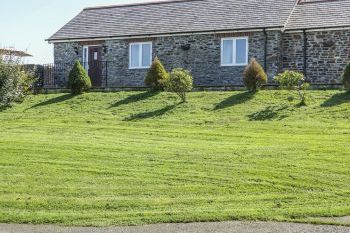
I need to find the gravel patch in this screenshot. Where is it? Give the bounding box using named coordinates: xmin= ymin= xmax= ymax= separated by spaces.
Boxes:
xmin=1 ymin=221 xmax=350 ymax=233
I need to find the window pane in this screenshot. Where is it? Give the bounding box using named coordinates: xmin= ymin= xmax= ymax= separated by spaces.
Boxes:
xmin=130 ymin=44 xmax=140 ymax=67
xmin=236 ymin=39 xmax=247 ymax=64
xmin=222 ymin=40 xmax=233 ymax=65
xmin=83 ymin=48 xmax=88 ymax=70
xmin=142 ymin=44 xmax=151 ymax=67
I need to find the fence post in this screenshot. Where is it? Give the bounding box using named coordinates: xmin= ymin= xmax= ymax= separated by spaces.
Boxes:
xmin=40 ymin=65 xmax=44 ymax=88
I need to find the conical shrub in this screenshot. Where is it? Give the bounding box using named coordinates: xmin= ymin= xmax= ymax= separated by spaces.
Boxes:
xmin=68 ymin=61 xmax=92 ymax=94
xmin=243 ymin=58 xmax=267 ymax=92
xmin=144 ymin=57 xmax=169 ymax=91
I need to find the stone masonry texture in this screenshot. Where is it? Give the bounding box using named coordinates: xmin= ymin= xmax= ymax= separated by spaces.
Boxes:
xmin=53 ymin=29 xmax=350 ymax=87
xmin=283 ymin=30 xmax=350 ymax=84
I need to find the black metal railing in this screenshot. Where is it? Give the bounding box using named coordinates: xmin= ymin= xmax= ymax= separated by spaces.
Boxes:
xmin=32 ymin=61 xmax=110 ymax=88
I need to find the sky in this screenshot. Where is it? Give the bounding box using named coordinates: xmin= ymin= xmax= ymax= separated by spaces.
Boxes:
xmin=0 ymin=0 xmax=160 ymax=64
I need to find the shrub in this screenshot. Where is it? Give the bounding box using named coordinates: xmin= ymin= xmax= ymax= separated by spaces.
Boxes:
xmin=0 ymin=54 xmax=35 ymax=108
xmin=145 ymin=57 xmax=169 ymax=91
xmin=164 ymin=68 xmax=193 ymax=103
xmin=274 ymin=70 xmax=304 ymax=90
xmin=342 ymin=61 xmax=350 ymax=92
xmin=274 ymin=70 xmax=309 ymax=106
xmin=243 ymin=58 xmax=267 ymax=92
xmin=68 ymin=61 xmax=92 ymax=94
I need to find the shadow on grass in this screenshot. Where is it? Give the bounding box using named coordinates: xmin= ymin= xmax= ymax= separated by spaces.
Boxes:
xmin=109 ymin=91 xmax=159 ymax=108
xmin=124 ymin=104 xmax=177 ymax=121
xmin=248 ymin=105 xmax=289 ymax=121
xmin=29 ymin=94 xmax=75 ymax=108
xmin=0 ymin=105 xmax=9 ymax=112
xmin=214 ymin=91 xmax=255 ymax=110
xmin=321 ymin=92 xmax=350 ymax=107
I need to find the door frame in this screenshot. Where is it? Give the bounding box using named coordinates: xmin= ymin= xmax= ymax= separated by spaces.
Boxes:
xmin=82 ymin=45 xmax=104 ymax=87
xmin=82 ymin=44 xmax=103 ymax=72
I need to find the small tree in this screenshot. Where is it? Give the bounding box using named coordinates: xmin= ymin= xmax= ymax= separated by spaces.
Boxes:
xmin=164 ymin=68 xmax=193 ymax=103
xmin=274 ymin=70 xmax=309 ymax=106
xmin=68 ymin=61 xmax=92 ymax=95
xmin=243 ymin=58 xmax=267 ymax=92
xmin=145 ymin=57 xmax=169 ymax=91
xmin=342 ymin=61 xmax=350 ymax=92
xmin=0 ymin=53 xmax=35 ymax=108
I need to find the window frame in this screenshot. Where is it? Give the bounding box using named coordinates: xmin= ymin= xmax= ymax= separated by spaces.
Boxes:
xmin=83 ymin=45 xmax=89 ymax=71
xmin=129 ymin=42 xmax=153 ymax=69
xmin=221 ymin=37 xmax=249 ymax=67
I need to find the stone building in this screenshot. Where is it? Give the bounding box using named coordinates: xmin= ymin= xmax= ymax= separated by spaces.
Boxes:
xmin=47 ymin=0 xmax=350 ymax=88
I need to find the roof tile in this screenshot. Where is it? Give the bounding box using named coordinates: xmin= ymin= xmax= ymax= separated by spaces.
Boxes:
xmin=285 ymin=0 xmax=350 ymax=30
xmin=49 ymin=0 xmax=296 ymax=41
xmin=49 ymin=0 xmax=350 ymax=41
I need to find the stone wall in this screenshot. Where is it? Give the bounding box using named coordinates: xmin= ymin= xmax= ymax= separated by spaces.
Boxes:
xmin=53 ymin=42 xmax=82 ymax=87
xmin=266 ymin=31 xmax=284 ymax=80
xmin=54 ymin=31 xmax=283 ymax=87
xmin=103 ymin=32 xmax=268 ymax=87
xmin=53 ymin=29 xmax=350 ymax=87
xmin=282 ymin=32 xmax=305 ymax=74
xmin=282 ymin=30 xmax=350 ymax=84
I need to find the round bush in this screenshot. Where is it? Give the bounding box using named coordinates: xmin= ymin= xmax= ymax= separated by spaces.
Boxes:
xmin=274 ymin=70 xmax=305 ymax=89
xmin=243 ymin=58 xmax=267 ymax=92
xmin=145 ymin=57 xmax=169 ymax=91
xmin=164 ymin=68 xmax=193 ymax=103
xmin=274 ymin=70 xmax=309 ymax=106
xmin=68 ymin=61 xmax=92 ymax=95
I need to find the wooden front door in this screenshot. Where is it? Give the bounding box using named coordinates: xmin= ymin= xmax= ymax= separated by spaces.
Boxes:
xmin=88 ymin=46 xmax=103 ymax=87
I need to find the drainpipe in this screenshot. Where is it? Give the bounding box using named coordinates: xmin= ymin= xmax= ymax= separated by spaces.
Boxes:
xmin=263 ymin=28 xmax=268 ymax=73
xmin=303 ymin=29 xmax=307 ymax=78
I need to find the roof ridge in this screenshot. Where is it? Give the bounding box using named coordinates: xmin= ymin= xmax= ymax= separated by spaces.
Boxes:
xmin=84 ymin=0 xmax=204 ymax=10
xmin=282 ymin=0 xmax=300 ymax=32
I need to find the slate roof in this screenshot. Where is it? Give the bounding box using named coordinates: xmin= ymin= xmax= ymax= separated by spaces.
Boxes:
xmin=285 ymin=0 xmax=350 ymax=30
xmin=48 ymin=0 xmax=296 ymax=41
xmin=48 ymin=0 xmax=350 ymax=42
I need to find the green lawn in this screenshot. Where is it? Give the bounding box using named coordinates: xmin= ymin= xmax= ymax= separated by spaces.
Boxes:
xmin=0 ymin=90 xmax=350 ymax=226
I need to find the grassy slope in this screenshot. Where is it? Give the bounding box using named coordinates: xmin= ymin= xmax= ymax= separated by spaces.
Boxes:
xmin=0 ymin=90 xmax=350 ymax=226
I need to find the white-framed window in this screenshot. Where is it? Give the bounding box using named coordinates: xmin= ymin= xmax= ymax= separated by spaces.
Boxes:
xmin=129 ymin=42 xmax=152 ymax=69
xmin=221 ymin=37 xmax=248 ymax=66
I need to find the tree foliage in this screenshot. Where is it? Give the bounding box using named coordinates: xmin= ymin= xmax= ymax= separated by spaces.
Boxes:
xmin=274 ymin=70 xmax=305 ymax=89
xmin=164 ymin=68 xmax=193 ymax=103
xmin=274 ymin=70 xmax=309 ymax=106
xmin=0 ymin=53 xmax=36 ymax=108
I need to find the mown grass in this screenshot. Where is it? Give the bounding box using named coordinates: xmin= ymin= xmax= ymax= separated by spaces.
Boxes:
xmin=0 ymin=90 xmax=350 ymax=226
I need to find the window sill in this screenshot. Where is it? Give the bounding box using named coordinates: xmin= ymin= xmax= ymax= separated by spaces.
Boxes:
xmin=129 ymin=67 xmax=150 ymax=70
xmin=221 ymin=64 xmax=248 ymax=67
